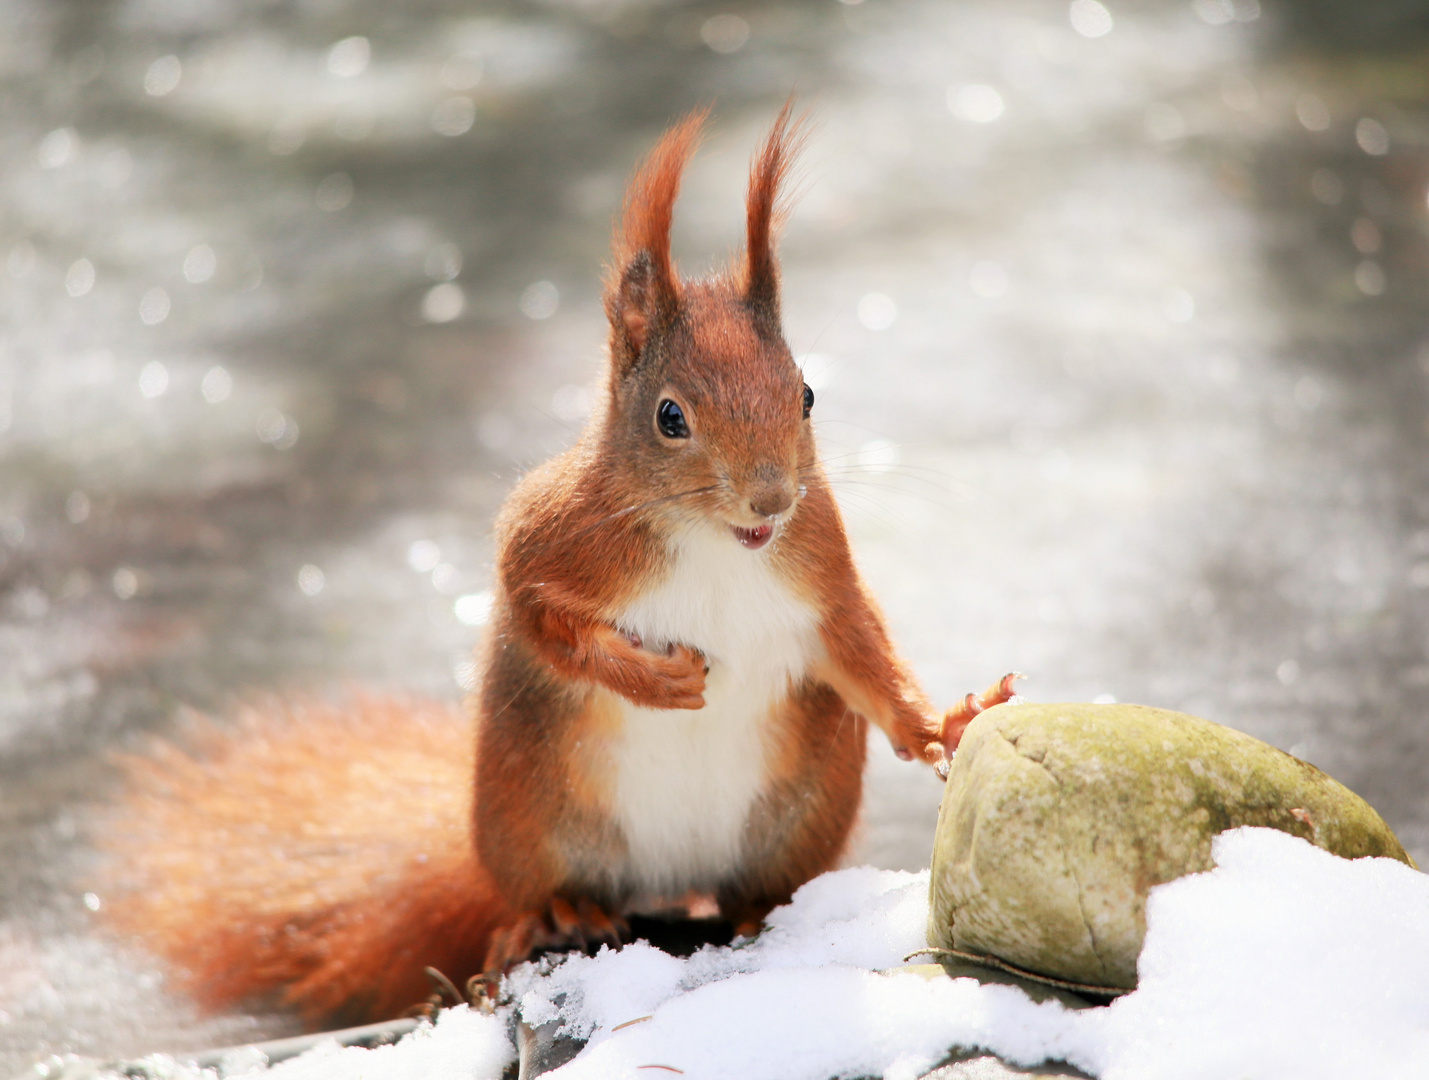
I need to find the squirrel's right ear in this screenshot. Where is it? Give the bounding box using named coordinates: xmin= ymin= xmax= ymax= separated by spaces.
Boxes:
xmin=743 ymin=100 xmax=807 ymax=337
xmin=605 ymin=108 xmax=708 ymax=371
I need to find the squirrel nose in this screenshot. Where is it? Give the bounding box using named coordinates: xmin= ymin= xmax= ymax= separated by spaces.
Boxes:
xmin=748 ymin=480 xmax=796 ymax=518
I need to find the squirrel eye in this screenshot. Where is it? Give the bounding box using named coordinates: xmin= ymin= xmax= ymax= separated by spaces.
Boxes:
xmin=656 ymin=398 xmax=690 ymax=439
xmin=802 ymin=383 xmax=814 ymax=420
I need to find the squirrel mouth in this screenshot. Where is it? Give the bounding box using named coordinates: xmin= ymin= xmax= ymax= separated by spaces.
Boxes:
xmin=732 ymin=524 xmax=774 ymax=550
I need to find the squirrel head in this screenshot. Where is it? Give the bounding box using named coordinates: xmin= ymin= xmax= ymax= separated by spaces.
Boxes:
xmin=600 ymin=104 xmax=814 ymax=551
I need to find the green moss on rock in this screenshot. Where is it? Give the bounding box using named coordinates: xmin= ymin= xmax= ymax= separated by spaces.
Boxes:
xmin=928 ymin=702 xmax=1413 ymax=991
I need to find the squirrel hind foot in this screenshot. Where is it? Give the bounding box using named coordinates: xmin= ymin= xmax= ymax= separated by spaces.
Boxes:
xmin=482 ymin=898 xmax=631 ymax=985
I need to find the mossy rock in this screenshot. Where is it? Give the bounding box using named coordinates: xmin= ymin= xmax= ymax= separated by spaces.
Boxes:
xmin=927 ymin=702 xmax=1414 ymax=992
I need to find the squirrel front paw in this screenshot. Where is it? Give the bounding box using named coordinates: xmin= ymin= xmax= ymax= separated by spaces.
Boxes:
xmin=632 ymin=642 xmax=708 ymax=710
xmin=600 ymin=628 xmax=708 ymax=709
xmin=926 ymin=672 xmax=1023 ymax=772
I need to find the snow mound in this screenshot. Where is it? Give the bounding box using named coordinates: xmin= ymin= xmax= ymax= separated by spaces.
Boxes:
xmin=1084 ymin=826 xmax=1429 ymax=1079
xmin=198 ymin=828 xmax=1429 ymax=1080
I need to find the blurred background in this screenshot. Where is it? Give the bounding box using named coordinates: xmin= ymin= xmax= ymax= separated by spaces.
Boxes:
xmin=4 ymin=0 xmax=1429 ymax=1067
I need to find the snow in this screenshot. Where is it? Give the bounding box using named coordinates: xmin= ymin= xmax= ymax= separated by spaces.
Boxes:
xmin=214 ymin=1007 xmax=514 ymax=1080
xmin=180 ymin=829 xmax=1429 ymax=1080
xmin=1083 ymin=828 xmax=1429 ymax=1079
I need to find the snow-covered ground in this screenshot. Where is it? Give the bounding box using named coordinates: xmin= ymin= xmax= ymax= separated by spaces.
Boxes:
xmin=115 ymin=828 xmax=1427 ymax=1080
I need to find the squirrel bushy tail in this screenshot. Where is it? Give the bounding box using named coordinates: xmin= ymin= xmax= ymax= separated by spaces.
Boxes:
xmin=98 ymin=695 xmax=509 ymax=1027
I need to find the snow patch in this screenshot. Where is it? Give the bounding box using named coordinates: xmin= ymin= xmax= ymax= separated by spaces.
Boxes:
xmin=260 ymin=1007 xmax=511 ymax=1080
xmin=175 ymin=831 xmax=1429 ymax=1080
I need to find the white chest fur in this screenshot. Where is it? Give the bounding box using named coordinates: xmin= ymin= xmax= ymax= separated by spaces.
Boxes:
xmin=606 ymin=522 xmax=822 ymax=896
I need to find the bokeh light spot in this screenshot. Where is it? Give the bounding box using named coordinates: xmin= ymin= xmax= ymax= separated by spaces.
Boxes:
xmin=408 ymin=541 xmax=441 ymax=573
xmin=144 ymin=55 xmax=181 ymax=96
xmin=425 ymin=243 xmax=463 ymax=282
xmin=65 ymin=258 xmax=95 ymax=297
xmin=201 ymin=366 xmax=232 ymax=404
xmin=269 ymin=118 xmax=306 ymax=156
xmin=455 ymin=591 xmax=495 ymax=627
xmin=440 ymin=52 xmax=484 ymax=91
xmin=112 ymin=567 xmax=138 ymax=600
xmin=431 ymin=96 xmax=476 ymax=137
xmin=454 ymin=659 xmax=479 ymax=691
xmin=1351 ymin=218 xmax=1381 ymax=255
xmin=1193 ymin=0 xmax=1234 ymax=25
xmin=139 ymin=287 xmax=170 ymax=325
xmin=701 ymin=15 xmax=750 ymax=54
xmin=66 ymin=492 xmax=91 ymax=524
xmin=138 ymin=361 xmax=169 ymax=398
xmin=520 ymin=280 xmax=560 ymax=321
xmin=38 ymin=128 xmax=76 ymax=169
xmin=327 ymin=36 xmax=370 ymax=79
xmin=950 ymin=84 xmax=1005 ymax=124
xmin=431 ymin=563 xmax=459 ymax=594
xmin=183 ymin=244 xmax=216 ymax=284
xmin=297 ymin=564 xmax=325 ymax=596
xmin=1295 ymin=94 xmax=1330 ymax=132
xmin=1356 ymin=118 xmax=1390 ymax=156
xmin=256 ymin=409 xmax=299 ymax=449
xmin=1069 ymin=0 xmax=1113 ymax=38
xmin=422 ymin=282 xmax=465 ymax=323
xmin=1355 ymin=260 xmax=1386 ymax=297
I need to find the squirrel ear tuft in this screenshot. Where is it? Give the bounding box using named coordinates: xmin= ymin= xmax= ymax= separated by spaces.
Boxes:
xmin=606 ymin=108 xmax=709 ymax=365
xmin=743 ymin=99 xmax=808 ymax=335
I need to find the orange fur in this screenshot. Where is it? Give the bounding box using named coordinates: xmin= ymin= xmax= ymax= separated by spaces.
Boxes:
xmin=743 ymin=99 xmax=809 ymax=327
xmin=100 ymin=106 xmax=1003 ymax=1029
xmin=606 ymin=107 xmax=708 ymax=356
xmin=100 ymin=697 xmax=510 ymax=1026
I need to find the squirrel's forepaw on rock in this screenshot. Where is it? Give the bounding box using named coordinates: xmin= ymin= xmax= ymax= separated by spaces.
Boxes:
xmin=937 ymin=672 xmax=1024 ymax=769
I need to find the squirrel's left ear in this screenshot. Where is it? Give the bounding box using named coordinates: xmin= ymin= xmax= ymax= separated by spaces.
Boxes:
xmin=606 ymin=108 xmax=708 ymax=374
xmin=743 ymin=100 xmax=807 ymax=337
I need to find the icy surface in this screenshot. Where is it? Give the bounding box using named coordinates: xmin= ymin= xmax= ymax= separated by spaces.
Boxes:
xmin=184 ymin=830 xmax=1429 ymax=1080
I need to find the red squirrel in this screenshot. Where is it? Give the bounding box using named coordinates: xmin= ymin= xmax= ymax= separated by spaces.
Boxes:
xmin=99 ymin=105 xmax=1017 ymax=1028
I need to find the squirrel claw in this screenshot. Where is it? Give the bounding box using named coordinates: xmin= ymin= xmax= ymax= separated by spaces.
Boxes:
xmin=938 ymin=672 xmax=1023 ymax=761
xmin=549 ymin=896 xmax=627 ymax=952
